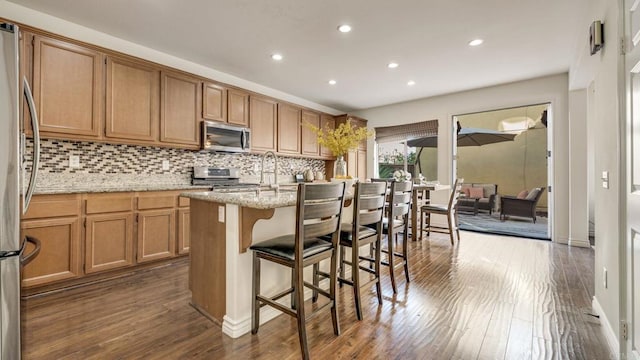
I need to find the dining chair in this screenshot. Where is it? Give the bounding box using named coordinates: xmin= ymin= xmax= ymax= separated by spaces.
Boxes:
xmin=420 ymin=178 xmax=463 ymax=245
xmin=371 ymin=179 xmax=413 ymax=293
xmin=315 ymin=181 xmax=386 ymax=320
xmin=249 ymin=182 xmax=346 ymax=360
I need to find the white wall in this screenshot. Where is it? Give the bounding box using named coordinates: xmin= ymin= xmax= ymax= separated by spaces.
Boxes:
xmin=0 ymin=0 xmax=343 ymax=116
xmin=569 ymin=0 xmax=622 ymax=351
xmin=568 ymin=89 xmax=590 ymax=247
xmin=354 ymin=74 xmax=570 ymax=243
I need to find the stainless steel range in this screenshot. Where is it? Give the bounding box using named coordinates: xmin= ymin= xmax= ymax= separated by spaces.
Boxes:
xmin=192 ymin=166 xmax=258 ymax=190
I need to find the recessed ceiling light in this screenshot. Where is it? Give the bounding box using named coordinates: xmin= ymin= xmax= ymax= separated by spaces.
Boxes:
xmin=468 ymin=39 xmax=484 ymax=46
xmin=388 ymin=62 xmax=399 ymax=69
xmin=407 ymin=80 xmax=416 ymax=86
xmin=337 ymin=24 xmax=352 ymax=33
xmin=271 ymin=53 xmax=283 ymax=61
xmin=328 ymin=80 xmax=337 ymax=85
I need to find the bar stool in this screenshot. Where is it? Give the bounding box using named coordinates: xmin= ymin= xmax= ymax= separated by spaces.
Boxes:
xmin=372 ymin=180 xmax=413 ymax=293
xmin=420 ymin=178 xmax=463 ymax=245
xmin=315 ymin=181 xmax=387 ymax=320
xmin=250 ymin=182 xmax=347 ymax=360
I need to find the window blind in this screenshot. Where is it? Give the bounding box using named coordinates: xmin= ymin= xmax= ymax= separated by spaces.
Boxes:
xmin=374 ymin=119 xmax=438 ymax=143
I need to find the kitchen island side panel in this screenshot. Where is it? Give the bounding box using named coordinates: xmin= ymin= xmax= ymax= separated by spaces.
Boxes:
xmin=189 ymin=199 xmax=226 ymax=323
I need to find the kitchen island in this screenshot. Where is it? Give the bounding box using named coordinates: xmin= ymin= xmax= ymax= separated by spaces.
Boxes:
xmin=182 ymin=187 xmax=353 ymax=338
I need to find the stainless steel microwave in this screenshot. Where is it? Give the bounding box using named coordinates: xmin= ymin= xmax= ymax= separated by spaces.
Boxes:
xmin=202 ymin=121 xmax=251 ymax=152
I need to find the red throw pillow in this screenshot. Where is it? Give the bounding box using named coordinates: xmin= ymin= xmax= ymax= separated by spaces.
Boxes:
xmin=461 ymin=185 xmax=471 ymax=197
xmin=517 ymin=190 xmax=529 ymax=199
xmin=469 ymin=187 xmax=484 ymax=199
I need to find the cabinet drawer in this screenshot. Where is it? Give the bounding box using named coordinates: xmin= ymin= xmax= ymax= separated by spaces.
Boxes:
xmin=22 ymin=194 xmax=80 ymax=220
xmin=137 ymin=195 xmax=176 ymax=210
xmin=178 ymin=196 xmax=190 ymax=208
xmin=85 ymin=195 xmax=133 ymax=214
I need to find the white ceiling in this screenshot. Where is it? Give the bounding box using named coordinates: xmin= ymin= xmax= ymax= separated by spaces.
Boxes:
xmin=8 ymin=0 xmax=584 ymax=112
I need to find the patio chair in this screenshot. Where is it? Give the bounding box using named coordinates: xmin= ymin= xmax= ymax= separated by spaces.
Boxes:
xmin=500 ymin=187 xmax=544 ymax=223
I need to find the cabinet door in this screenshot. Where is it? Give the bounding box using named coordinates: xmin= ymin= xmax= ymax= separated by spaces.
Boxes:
xmin=249 ymin=96 xmax=277 ymax=152
xmin=347 ymin=149 xmax=357 ymax=178
xmin=177 ymin=208 xmax=190 ymax=254
xmin=319 ymin=114 xmax=335 ymax=158
xmin=105 ymin=57 xmax=159 ymax=142
xmin=357 ymin=150 xmax=367 ymax=180
xmin=278 ymin=103 xmax=301 ymax=154
xmin=137 ymin=209 xmax=176 ymax=262
xmin=227 ymin=88 xmax=249 ymax=127
xmin=32 ymin=35 xmax=102 ymax=138
xmin=85 ymin=213 xmax=134 ymax=273
xmin=301 ymin=110 xmax=320 ymax=156
xmin=161 ymin=71 xmax=201 ymax=147
xmin=203 ymin=82 xmax=227 ymax=122
xmin=21 ymin=217 xmax=81 ymax=287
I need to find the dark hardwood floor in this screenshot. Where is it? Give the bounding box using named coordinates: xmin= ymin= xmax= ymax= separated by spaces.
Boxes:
xmin=22 ymin=232 xmax=614 ymax=359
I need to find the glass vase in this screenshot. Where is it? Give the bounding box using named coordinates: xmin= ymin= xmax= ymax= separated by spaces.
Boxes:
xmin=334 ymin=155 xmax=347 ymax=178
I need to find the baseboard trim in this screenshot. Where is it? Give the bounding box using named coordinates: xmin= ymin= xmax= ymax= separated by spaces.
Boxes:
xmin=568 ymin=237 xmax=591 ymax=248
xmin=592 ymin=296 xmax=620 ymax=359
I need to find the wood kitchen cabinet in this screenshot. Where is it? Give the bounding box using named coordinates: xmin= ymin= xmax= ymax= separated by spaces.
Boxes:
xmin=177 ymin=196 xmax=191 ymax=254
xmin=249 ymin=96 xmax=278 ymax=152
xmin=31 ymin=35 xmax=103 ymax=139
xmin=337 ymin=115 xmax=368 ymax=180
xmin=277 ymin=103 xmax=301 ymax=155
xmin=202 ymin=82 xmax=227 ymax=123
xmin=319 ymin=114 xmax=335 ymax=159
xmin=84 ymin=193 xmax=134 ymax=274
xmin=161 ymin=71 xmax=201 ymax=148
xmin=105 ymin=56 xmax=160 ymax=142
xmin=20 ymin=194 xmax=82 ymax=287
xmin=301 ymin=110 xmax=320 ymax=156
xmin=136 ymin=192 xmax=176 ymax=262
xmin=227 ymin=88 xmax=250 ymax=127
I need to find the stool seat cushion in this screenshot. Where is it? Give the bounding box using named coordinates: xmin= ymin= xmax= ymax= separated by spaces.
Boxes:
xmin=250 ymin=235 xmax=332 ymax=260
xmin=339 ymin=226 xmax=378 ymax=246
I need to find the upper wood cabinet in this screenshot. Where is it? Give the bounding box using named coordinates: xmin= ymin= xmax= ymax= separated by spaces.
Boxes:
xmin=105 ymin=57 xmax=160 ymax=142
xmin=227 ymin=88 xmax=250 ymax=127
xmin=32 ymin=35 xmax=103 ymax=138
xmin=277 ymin=103 xmax=301 ymax=155
xmin=301 ymin=110 xmax=320 ymax=156
xmin=160 ymin=71 xmax=201 ymax=148
xmin=202 ymin=82 xmax=227 ymax=123
xmin=319 ymin=114 xmax=335 ymax=159
xmin=249 ymin=96 xmax=277 ymax=152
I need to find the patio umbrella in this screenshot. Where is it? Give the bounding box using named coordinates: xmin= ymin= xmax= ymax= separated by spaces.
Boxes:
xmin=406 ymin=126 xmax=517 ymax=148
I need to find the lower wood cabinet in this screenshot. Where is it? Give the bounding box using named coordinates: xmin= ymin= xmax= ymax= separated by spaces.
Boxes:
xmin=137 ymin=209 xmax=176 ymax=262
xmin=177 ymin=208 xmax=190 ymax=255
xmin=85 ymin=213 xmax=134 ymax=274
xmin=21 ymin=217 xmax=82 ymax=287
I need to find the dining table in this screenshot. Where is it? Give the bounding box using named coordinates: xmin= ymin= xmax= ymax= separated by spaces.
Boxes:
xmin=410 ymin=182 xmax=451 ymax=240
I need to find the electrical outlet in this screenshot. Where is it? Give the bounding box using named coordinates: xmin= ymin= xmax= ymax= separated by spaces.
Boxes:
xmin=603 ymin=267 xmax=607 ymax=289
xmin=602 ymin=181 xmax=609 ymax=189
xmin=162 ymin=160 xmax=170 ymax=171
xmin=218 ymin=206 xmax=225 ymax=223
xmin=69 ymin=155 xmax=80 ymax=169
xmin=601 ymin=171 xmax=608 ymax=180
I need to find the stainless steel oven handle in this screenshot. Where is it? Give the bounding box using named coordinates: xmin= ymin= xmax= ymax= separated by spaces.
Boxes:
xmin=241 ymin=129 xmax=247 ymax=150
xmin=23 ymin=76 xmax=40 ymax=214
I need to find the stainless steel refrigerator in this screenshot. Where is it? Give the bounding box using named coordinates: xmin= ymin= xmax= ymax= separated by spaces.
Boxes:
xmin=1 ymin=22 xmax=41 ymax=359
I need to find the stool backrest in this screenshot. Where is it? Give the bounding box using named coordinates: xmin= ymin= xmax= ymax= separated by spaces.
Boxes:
xmin=389 ymin=181 xmax=413 ymax=221
xmin=353 ymin=182 xmax=387 ymax=231
xmin=448 ymin=178 xmax=464 ymax=211
xmin=295 ymin=182 xmax=347 ymax=259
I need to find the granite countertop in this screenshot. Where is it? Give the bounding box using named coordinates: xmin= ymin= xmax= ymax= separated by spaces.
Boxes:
xmin=33 ymin=173 xmax=209 ymax=195
xmin=182 ymin=185 xmax=354 ymax=210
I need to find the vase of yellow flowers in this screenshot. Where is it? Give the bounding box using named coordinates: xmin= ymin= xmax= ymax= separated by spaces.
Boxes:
xmin=308 ymin=119 xmax=373 ymax=179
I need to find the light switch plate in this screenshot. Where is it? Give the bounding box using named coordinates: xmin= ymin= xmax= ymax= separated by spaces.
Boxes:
xmin=602 ymin=181 xmax=609 ymax=189
xmin=69 ymin=155 xmax=80 ymax=169
xmin=601 ymin=171 xmax=608 ymax=180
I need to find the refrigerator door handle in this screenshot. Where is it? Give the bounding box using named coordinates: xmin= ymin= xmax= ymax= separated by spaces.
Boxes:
xmin=22 ymin=76 xmax=40 ymax=214
xmin=20 ymin=236 xmax=40 ymax=266
xmin=0 ymin=236 xmax=25 ymax=260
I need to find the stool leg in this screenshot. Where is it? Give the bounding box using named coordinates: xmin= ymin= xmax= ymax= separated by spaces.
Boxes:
xmin=387 ymin=231 xmax=397 ymax=294
xmin=291 ymin=269 xmax=296 ymax=310
xmin=455 ymin=210 xmax=461 ymax=242
xmin=312 ymin=263 xmax=319 ymax=303
xmin=374 ymin=232 xmax=383 ymax=304
xmin=251 ymin=253 xmax=261 ymax=334
xmin=339 ymin=245 xmax=345 ymax=288
xmin=352 ymin=244 xmax=363 ymax=321
xmin=294 ymin=266 xmax=310 ymax=360
xmin=402 ymin=222 xmax=410 ymax=283
xmin=329 ymin=249 xmax=341 ymax=335
xmin=447 ymin=212 xmax=455 ymax=245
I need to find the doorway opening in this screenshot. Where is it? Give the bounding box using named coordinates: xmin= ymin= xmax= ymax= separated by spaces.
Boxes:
xmin=452 ymin=104 xmax=551 ymax=240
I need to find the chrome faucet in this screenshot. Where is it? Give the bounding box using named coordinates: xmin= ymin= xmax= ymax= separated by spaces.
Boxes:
xmin=260 ymin=151 xmax=279 ymax=187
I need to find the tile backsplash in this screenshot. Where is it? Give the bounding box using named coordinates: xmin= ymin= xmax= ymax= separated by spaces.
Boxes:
xmin=26 ymin=139 xmax=325 ymax=178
